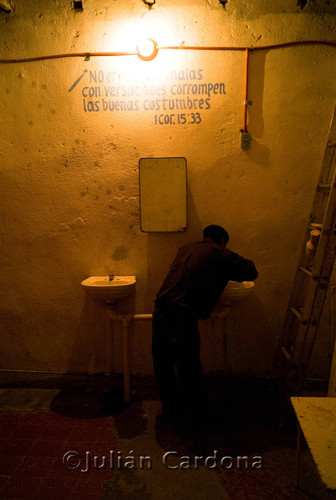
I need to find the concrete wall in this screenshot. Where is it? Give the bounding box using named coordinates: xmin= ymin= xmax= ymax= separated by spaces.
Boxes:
xmin=1 ymin=0 xmax=336 ymax=379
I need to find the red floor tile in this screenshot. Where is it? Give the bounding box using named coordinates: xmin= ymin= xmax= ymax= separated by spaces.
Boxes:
xmin=0 ymin=455 xmax=25 ymax=475
xmin=0 ymin=413 xmax=24 ymax=426
xmin=67 ymin=425 xmax=102 ymax=442
xmin=20 ymin=413 xmax=51 ymax=426
xmin=40 ymin=424 xmax=73 ymax=441
xmin=15 ymin=423 xmax=44 ymax=440
xmin=1 ymin=439 xmax=35 ymax=457
xmin=27 ymin=439 xmax=66 ymax=458
xmin=0 ymin=411 xmax=119 ymax=500
xmin=1 ymin=475 xmax=45 ymax=499
xmin=47 ymin=413 xmax=79 ymax=428
xmin=95 ymin=434 xmax=119 ymax=448
xmin=40 ymin=475 xmax=78 ymax=499
xmin=62 ymin=440 xmax=97 ymax=456
xmin=48 ymin=413 xmax=94 ymax=427
xmin=0 ymin=424 xmax=19 ymax=440
xmin=94 ymin=434 xmax=117 ymax=447
xmin=15 ymin=455 xmax=55 ymax=477
xmin=0 ymin=476 xmax=9 ymax=495
xmin=71 ymin=475 xmax=109 ymax=499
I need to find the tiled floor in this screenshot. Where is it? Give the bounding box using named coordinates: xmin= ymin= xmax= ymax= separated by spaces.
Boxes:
xmin=0 ymin=380 xmax=329 ymax=499
xmin=0 ymin=409 xmax=117 ymax=499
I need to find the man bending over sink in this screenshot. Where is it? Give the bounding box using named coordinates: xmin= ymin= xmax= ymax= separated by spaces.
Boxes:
xmin=152 ymin=224 xmax=258 ymax=420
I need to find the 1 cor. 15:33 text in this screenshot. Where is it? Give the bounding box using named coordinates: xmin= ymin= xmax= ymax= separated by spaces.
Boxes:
xmin=154 ymin=112 xmax=202 ymax=125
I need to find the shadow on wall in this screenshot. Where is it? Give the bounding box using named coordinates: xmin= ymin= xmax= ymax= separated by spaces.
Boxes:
xmin=246 ymin=50 xmax=270 ymax=168
xmin=225 ymin=293 xmax=275 ymax=376
xmin=144 ymin=183 xmax=203 ymax=312
xmin=68 ymin=296 xmax=111 ymax=374
xmin=72 ymin=292 xmax=138 ymax=375
xmin=0 ymin=309 xmax=24 ymax=368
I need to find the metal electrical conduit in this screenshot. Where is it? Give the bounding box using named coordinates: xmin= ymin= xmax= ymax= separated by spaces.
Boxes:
xmin=1 ymin=40 xmax=335 ymax=134
xmin=106 ymin=306 xmax=230 ymax=402
xmin=1 ymin=40 xmax=335 ymax=64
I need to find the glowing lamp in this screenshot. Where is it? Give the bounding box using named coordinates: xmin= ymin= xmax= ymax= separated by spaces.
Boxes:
xmin=136 ymin=38 xmax=158 ymax=61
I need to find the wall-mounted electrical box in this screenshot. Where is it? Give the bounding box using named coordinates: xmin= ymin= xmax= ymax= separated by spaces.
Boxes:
xmin=139 ymin=157 xmax=187 ymax=232
xmin=240 ymin=130 xmax=252 ymax=150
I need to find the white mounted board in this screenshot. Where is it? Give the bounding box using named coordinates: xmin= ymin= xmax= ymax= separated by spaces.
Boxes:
xmin=139 ymin=157 xmax=187 ymax=232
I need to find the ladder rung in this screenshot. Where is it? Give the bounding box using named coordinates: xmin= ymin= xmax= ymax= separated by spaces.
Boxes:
xmin=281 ymin=346 xmax=292 ymax=361
xmin=327 ymin=141 xmax=336 ymax=148
xmin=317 ymin=183 xmax=332 ymax=192
xmin=310 ymin=223 xmax=323 ymax=229
xmin=289 ymin=307 xmax=302 ymax=321
xmin=299 ymin=267 xmax=312 ymax=277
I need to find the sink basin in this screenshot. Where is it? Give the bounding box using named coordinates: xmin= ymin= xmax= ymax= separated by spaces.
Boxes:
xmin=81 ymin=276 xmax=136 ymax=302
xmin=219 ymin=281 xmax=255 ymax=303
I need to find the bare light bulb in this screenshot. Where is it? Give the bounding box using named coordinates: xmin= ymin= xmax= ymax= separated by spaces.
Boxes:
xmin=136 ymin=38 xmax=158 ymax=61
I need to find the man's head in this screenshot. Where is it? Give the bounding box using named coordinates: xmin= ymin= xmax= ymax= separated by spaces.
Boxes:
xmin=203 ymin=225 xmax=229 ymax=246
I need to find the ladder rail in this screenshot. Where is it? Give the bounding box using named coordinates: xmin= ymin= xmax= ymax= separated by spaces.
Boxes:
xmin=274 ymin=103 xmax=336 ymax=393
xmin=291 ymin=179 xmax=336 ymax=368
xmin=291 ymin=246 xmax=336 ymax=394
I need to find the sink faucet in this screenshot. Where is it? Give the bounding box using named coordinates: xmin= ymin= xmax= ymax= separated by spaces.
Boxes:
xmin=109 ymin=273 xmax=114 ymax=281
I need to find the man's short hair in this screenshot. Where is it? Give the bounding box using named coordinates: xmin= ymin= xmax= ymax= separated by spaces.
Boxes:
xmin=203 ymin=225 xmax=229 ymax=245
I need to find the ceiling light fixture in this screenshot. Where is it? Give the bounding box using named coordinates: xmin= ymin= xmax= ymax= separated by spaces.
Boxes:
xmin=136 ymin=38 xmax=158 ymax=61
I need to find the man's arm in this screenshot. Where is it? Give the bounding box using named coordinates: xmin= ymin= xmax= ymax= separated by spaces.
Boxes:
xmin=227 ymin=251 xmax=258 ymax=282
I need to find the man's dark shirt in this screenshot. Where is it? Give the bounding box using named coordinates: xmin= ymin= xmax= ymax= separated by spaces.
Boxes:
xmin=155 ymin=238 xmax=258 ymax=319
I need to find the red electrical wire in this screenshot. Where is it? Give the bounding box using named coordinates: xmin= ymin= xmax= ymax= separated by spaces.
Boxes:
xmin=243 ymin=48 xmax=249 ymax=133
xmin=157 ymin=40 xmax=336 ymax=134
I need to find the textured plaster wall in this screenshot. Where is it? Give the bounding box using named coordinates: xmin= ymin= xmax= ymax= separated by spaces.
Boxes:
xmin=0 ymin=0 xmax=336 ymax=378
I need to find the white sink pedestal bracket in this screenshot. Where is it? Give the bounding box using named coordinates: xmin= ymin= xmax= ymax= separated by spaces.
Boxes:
xmin=106 ymin=305 xmax=230 ymax=403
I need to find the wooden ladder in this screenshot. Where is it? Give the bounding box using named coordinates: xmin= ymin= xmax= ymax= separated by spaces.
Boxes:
xmin=273 ymin=104 xmax=336 ymax=396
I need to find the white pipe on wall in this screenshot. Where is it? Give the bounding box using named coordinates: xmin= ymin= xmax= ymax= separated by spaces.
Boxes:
xmin=106 ymin=308 xmax=154 ymax=402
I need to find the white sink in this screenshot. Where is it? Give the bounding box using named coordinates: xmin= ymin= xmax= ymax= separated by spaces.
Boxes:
xmin=81 ymin=276 xmax=136 ymax=303
xmin=219 ymin=281 xmax=255 ymax=303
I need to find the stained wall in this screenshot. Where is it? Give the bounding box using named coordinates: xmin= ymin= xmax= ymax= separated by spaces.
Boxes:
xmin=1 ymin=0 xmax=336 ymax=378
